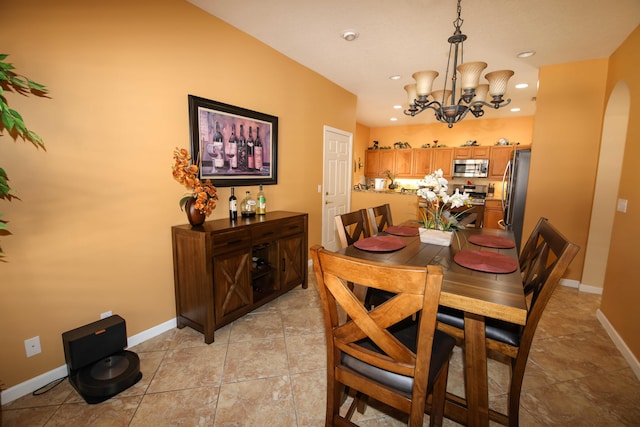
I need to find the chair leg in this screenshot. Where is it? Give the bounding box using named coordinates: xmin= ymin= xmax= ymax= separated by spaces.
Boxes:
xmin=428 ymin=360 xmax=449 ymax=427
xmin=508 ymin=357 xmax=526 ymax=427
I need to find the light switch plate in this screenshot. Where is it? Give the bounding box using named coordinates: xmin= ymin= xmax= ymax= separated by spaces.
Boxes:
xmin=617 ymin=198 xmax=628 ymax=213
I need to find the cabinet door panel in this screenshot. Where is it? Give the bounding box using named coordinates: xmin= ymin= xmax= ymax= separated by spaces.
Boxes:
xmin=483 ymin=200 xmax=503 ymax=229
xmin=454 ymin=147 xmax=473 ymax=159
xmin=412 ymin=149 xmax=433 ymax=177
xmin=279 ymin=235 xmax=305 ymax=290
xmin=213 ymin=250 xmax=252 ymax=324
xmin=364 ymin=150 xmax=379 ymax=177
xmin=394 ymin=150 xmax=413 ymax=177
xmin=489 ymin=146 xmax=515 ymax=179
xmin=378 ymin=150 xmax=395 ymax=176
xmin=433 ymin=148 xmax=454 ymax=178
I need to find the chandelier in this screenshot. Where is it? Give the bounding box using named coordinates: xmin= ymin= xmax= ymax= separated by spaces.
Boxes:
xmin=404 ymin=0 xmax=514 ymax=127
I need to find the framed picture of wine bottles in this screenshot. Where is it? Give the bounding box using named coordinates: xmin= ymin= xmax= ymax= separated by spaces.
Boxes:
xmin=188 ymin=95 xmax=278 ymax=187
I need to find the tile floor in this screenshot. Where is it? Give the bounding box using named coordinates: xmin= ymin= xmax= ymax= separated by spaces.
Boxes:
xmin=3 ymin=268 xmax=640 ymax=426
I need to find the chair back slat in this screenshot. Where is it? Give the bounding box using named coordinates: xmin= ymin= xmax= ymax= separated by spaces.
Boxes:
xmin=367 ymin=204 xmax=393 ymax=234
xmin=335 ymin=209 xmax=370 ymax=248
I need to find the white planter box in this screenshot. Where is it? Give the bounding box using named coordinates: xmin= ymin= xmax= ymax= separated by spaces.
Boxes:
xmin=419 ymin=227 xmax=454 ymax=246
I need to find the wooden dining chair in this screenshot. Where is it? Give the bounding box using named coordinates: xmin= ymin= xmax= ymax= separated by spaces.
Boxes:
xmin=436 ymin=218 xmax=579 ymax=426
xmin=335 ymin=209 xmax=371 ymax=248
xmin=367 ymin=203 xmax=393 ymax=234
xmin=310 ymin=245 xmax=456 ymax=427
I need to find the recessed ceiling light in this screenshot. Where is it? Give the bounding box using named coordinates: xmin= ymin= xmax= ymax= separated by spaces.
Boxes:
xmin=341 ymin=30 xmax=359 ymax=42
xmin=517 ymin=50 xmax=536 ymax=58
xmin=515 ymin=83 xmax=529 ymax=89
xmin=393 ymin=105 xmax=402 ymax=109
xmin=390 ymin=117 xmax=398 ymax=121
xmin=510 ymin=108 xmax=521 ymax=112
xmin=389 ymin=75 xmax=401 ymax=80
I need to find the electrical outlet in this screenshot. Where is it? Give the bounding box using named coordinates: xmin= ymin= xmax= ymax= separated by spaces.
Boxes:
xmin=25 ymin=336 xmax=42 ymax=357
xmin=100 ymin=311 xmax=113 ymax=319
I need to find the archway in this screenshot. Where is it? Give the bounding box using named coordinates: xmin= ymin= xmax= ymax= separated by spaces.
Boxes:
xmin=581 ymin=81 xmax=630 ymax=292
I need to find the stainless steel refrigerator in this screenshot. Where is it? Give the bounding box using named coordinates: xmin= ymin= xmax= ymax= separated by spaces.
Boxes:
xmin=501 ymin=148 xmax=531 ymax=252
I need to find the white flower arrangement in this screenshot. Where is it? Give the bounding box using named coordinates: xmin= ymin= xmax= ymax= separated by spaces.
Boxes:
xmin=417 ymin=169 xmax=472 ymax=231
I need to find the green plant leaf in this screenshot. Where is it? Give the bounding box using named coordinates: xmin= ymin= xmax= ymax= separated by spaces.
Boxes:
xmin=1 ymin=109 xmax=15 ymax=130
xmin=179 ymin=195 xmax=193 ymax=211
xmin=28 ymin=81 xmax=47 ymax=91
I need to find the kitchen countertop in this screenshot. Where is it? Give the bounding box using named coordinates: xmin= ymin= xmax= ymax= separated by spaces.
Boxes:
xmin=352 ymin=187 xmax=418 ymax=195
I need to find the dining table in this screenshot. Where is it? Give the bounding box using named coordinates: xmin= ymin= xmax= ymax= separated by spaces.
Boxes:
xmin=335 ymin=224 xmax=527 ymax=427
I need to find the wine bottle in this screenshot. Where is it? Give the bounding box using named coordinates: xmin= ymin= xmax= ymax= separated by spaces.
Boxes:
xmin=247 ymin=126 xmax=255 ymax=171
xmin=257 ymin=184 xmax=266 ymax=215
xmin=237 ymin=124 xmax=247 ymax=171
xmin=254 ymin=126 xmax=263 ymax=172
xmin=229 ymin=187 xmax=238 ymax=220
xmin=228 ymin=124 xmax=238 ymax=170
xmin=213 ymin=121 xmax=225 ymax=170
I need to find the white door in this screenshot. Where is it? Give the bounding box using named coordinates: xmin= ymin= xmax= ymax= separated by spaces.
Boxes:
xmin=322 ymin=126 xmax=352 ymax=252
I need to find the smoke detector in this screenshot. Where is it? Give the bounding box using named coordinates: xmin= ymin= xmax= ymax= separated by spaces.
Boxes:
xmin=341 ymin=30 xmax=359 ymax=42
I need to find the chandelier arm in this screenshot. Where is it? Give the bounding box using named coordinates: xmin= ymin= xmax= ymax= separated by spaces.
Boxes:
xmin=403 ymin=100 xmax=444 ymax=117
xmin=472 ymin=98 xmax=512 ymax=109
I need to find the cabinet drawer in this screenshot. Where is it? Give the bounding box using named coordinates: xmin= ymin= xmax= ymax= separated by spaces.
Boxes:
xmin=251 ymin=223 xmax=280 ymax=243
xmin=211 ymin=229 xmax=251 ymax=254
xmin=278 ymin=218 xmax=305 ymax=238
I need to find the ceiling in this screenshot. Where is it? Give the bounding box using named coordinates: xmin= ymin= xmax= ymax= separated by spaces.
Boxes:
xmin=187 ymin=0 xmax=640 ymax=128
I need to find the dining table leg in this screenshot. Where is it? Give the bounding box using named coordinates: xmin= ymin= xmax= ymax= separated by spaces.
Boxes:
xmin=463 ymin=311 xmax=490 ymax=427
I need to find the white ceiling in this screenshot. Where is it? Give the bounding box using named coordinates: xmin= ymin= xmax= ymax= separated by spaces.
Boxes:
xmin=187 ymin=0 xmax=640 ymax=128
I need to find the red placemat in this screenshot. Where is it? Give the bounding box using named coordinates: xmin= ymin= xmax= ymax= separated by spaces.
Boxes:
xmin=468 ymin=234 xmax=515 ymax=249
xmin=454 ymin=250 xmax=518 ymax=273
xmin=385 ymin=225 xmax=420 ymax=236
xmin=354 ymin=236 xmax=407 ymax=252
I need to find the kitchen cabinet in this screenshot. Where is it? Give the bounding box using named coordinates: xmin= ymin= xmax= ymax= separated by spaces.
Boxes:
xmin=364 ymin=150 xmax=380 ymax=176
xmin=432 ymin=148 xmax=454 ymax=178
xmin=454 ymin=146 xmax=491 ymax=159
xmin=171 ymin=211 xmax=308 ymax=343
xmin=483 ymin=200 xmax=503 ymax=229
xmin=364 ymin=149 xmax=395 ymax=177
xmin=365 ymin=147 xmax=453 ymax=178
xmin=488 ymin=146 xmax=515 ymax=179
xmin=412 ymin=149 xmax=433 ymax=177
xmin=394 ymin=149 xmax=413 ymax=177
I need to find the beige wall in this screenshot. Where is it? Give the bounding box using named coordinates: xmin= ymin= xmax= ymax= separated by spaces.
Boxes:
xmin=526 ymin=59 xmax=609 ymax=281
xmin=600 ymin=26 xmax=640 ymax=360
xmin=0 ymin=0 xmax=356 ymax=388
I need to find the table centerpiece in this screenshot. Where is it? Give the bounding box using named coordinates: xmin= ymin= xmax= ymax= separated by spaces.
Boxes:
xmin=417 ymin=169 xmax=471 ymax=246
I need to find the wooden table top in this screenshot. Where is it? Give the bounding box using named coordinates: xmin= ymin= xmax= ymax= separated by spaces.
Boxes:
xmin=336 ymin=226 xmax=528 ymax=326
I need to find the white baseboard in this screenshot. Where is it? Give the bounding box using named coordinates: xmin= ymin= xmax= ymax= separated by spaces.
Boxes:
xmin=559 ymin=278 xmax=603 ymax=295
xmin=596 ymin=309 xmax=640 ymax=381
xmin=127 ymin=318 xmax=176 ymax=348
xmin=1 ymin=317 xmax=177 ymax=406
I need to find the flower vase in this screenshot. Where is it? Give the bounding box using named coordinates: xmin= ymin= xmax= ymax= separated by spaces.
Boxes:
xmin=419 ymin=227 xmax=454 ymax=246
xmin=185 ymin=198 xmax=206 ymax=226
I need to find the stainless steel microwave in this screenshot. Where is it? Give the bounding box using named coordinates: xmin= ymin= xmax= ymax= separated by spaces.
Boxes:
xmin=452 ymin=159 xmax=489 ymax=178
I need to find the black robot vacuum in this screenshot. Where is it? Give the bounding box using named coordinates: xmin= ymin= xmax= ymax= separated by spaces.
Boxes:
xmin=62 ymin=315 xmax=142 ymax=404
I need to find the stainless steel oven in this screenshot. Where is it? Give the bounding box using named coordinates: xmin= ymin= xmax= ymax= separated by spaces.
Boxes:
xmin=452 ymin=159 xmax=489 ymax=178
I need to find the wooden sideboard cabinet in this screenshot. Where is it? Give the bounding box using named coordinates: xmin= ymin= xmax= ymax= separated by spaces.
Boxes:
xmin=171 ymin=211 xmax=308 ymax=343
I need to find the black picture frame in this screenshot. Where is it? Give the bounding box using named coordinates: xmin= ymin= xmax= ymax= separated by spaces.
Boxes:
xmin=188 ymin=95 xmax=278 ymax=187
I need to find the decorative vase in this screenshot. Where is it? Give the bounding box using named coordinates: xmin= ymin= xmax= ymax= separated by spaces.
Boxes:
xmin=185 ymin=198 xmax=206 ymax=226
xmin=419 ymin=227 xmax=454 ymax=246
